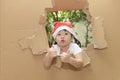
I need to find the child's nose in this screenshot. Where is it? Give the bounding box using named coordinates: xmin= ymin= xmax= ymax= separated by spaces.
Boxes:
xmin=61 ymin=35 xmax=65 ymax=39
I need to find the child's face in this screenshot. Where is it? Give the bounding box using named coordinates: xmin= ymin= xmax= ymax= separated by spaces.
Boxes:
xmin=55 ymin=30 xmax=73 ymax=47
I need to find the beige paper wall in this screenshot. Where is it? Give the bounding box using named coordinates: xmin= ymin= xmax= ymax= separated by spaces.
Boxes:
xmin=0 ymin=0 xmax=120 ymax=80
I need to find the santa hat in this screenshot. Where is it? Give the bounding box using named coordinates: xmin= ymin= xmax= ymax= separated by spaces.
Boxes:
xmin=52 ymin=22 xmax=76 ymax=38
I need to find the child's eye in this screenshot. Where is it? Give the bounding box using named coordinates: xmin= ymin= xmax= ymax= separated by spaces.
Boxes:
xmin=57 ymin=34 xmax=61 ymax=36
xmin=65 ymin=33 xmax=68 ymax=35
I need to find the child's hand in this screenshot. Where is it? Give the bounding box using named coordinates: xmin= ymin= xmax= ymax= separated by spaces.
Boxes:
xmin=47 ymin=46 xmax=57 ymax=58
xmin=59 ymin=50 xmax=72 ymax=63
xmin=44 ymin=46 xmax=57 ymax=69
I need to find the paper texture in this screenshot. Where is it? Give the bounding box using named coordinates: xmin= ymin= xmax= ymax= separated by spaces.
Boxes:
xmin=92 ymin=17 xmax=107 ymax=49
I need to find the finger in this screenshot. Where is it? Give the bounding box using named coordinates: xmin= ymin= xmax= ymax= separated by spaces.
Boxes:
xmin=59 ymin=52 xmax=65 ymax=57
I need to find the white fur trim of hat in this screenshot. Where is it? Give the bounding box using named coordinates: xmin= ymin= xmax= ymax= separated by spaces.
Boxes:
xmin=52 ymin=22 xmax=76 ymax=39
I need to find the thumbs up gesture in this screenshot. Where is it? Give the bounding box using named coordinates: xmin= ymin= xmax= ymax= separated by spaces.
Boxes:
xmin=47 ymin=46 xmax=57 ymax=58
xmin=59 ymin=50 xmax=72 ymax=63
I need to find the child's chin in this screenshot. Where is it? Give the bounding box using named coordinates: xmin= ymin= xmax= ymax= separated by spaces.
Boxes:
xmin=59 ymin=44 xmax=67 ymax=47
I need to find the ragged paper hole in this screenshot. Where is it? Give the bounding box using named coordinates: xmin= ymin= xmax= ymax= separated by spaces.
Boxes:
xmin=18 ymin=0 xmax=107 ymax=69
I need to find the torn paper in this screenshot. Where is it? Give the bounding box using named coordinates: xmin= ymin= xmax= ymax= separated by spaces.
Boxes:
xmin=92 ymin=16 xmax=107 ymax=49
xmin=18 ymin=32 xmax=48 ymax=55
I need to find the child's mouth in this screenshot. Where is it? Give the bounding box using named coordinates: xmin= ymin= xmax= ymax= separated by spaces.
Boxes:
xmin=61 ymin=40 xmax=65 ymax=43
